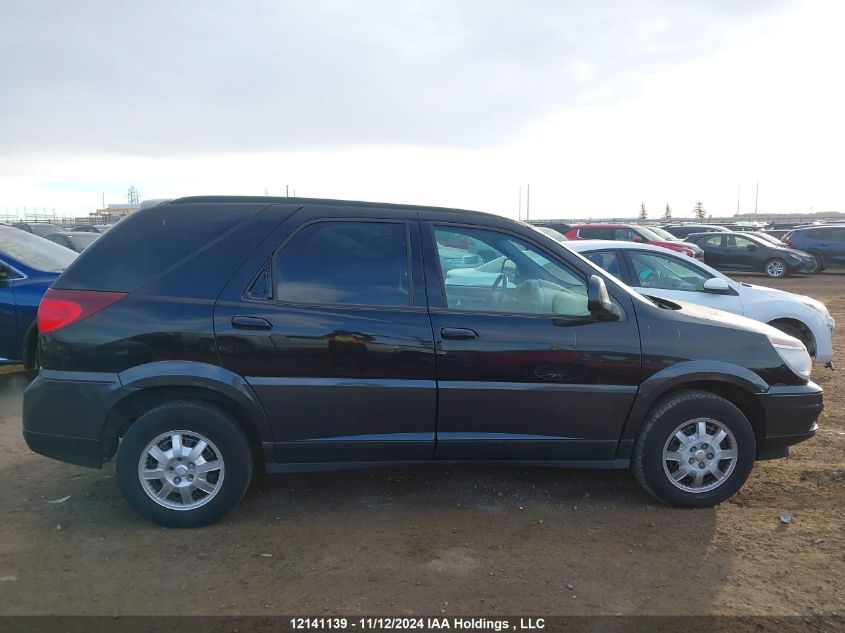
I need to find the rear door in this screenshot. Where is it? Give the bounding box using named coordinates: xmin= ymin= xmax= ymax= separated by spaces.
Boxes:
xmin=214 ymin=205 xmax=437 ymax=463
xmin=824 ymin=227 xmax=845 ymax=265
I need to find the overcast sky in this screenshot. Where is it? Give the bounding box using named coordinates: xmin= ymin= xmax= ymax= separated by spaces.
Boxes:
xmin=1 ymin=0 xmax=843 ymax=219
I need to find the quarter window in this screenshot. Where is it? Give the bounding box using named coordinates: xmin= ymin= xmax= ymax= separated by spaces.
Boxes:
xmin=584 ymin=250 xmax=622 ymax=279
xmin=275 ymin=221 xmax=409 ymax=307
xmin=433 ymin=226 xmax=589 ymax=317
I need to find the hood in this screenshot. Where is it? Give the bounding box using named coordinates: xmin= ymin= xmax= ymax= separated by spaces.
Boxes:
xmin=646 ymin=294 xmax=797 ymax=340
xmin=740 ymin=282 xmax=831 ymax=315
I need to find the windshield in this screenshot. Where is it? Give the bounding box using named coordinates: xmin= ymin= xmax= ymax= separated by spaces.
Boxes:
xmin=636 ymin=226 xmax=668 ymax=241
xmin=0 ymin=227 xmax=78 ymax=271
xmin=68 ymin=233 xmax=99 ymax=249
xmin=533 ymin=226 xmax=568 ymax=241
xmin=646 ymin=226 xmax=679 ymax=241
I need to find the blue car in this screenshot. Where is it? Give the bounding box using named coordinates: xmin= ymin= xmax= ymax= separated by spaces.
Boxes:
xmin=0 ymin=225 xmax=77 ymax=366
xmin=784 ymin=224 xmax=845 ymax=271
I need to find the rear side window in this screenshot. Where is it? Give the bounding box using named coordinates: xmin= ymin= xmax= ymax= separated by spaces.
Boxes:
xmin=825 ymin=227 xmax=845 ymax=241
xmin=584 ymin=250 xmax=622 ymax=278
xmin=703 ymin=236 xmax=723 ymax=247
xmin=275 ymin=221 xmax=409 ymax=307
xmin=579 ymin=227 xmax=614 ymax=239
xmin=54 ymin=203 xmax=264 ymax=291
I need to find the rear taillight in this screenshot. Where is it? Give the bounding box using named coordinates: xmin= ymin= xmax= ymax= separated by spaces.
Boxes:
xmin=37 ymin=289 xmax=127 ymax=334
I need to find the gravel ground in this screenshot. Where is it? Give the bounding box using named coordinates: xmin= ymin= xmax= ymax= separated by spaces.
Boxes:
xmin=0 ymin=273 xmax=842 ymax=618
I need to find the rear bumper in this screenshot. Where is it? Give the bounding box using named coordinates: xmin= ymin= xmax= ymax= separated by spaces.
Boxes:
xmin=22 ymin=370 xmax=122 ymax=469
xmin=756 ymin=382 xmax=823 ymax=458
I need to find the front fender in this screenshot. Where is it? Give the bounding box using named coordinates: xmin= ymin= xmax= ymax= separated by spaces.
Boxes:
xmin=621 ymin=360 xmax=769 ymax=440
xmin=117 ymin=361 xmax=272 ymax=443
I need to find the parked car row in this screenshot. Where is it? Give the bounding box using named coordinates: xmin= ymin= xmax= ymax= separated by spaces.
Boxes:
xmin=20 ymin=196 xmax=824 ymax=528
xmin=531 ymin=220 xmax=837 ymax=278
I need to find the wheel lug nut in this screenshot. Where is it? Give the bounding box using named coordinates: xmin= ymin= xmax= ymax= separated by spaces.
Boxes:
xmin=174 ymin=476 xmax=181 ymax=484
xmin=707 ymin=453 xmax=714 ymax=460
xmin=701 ymin=444 xmax=708 ymax=450
xmin=188 ymin=474 xmax=194 ymax=481
xmin=688 ymin=458 xmax=694 ymax=465
xmin=188 ymin=462 xmax=195 ymax=469
xmin=167 ymin=466 xmax=174 ymax=471
xmin=698 ymin=462 xmax=705 ymax=469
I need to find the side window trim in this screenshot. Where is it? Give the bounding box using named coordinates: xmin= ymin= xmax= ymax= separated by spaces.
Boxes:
xmin=269 ymin=217 xmax=417 ymax=310
xmin=428 ymin=221 xmax=592 ymax=318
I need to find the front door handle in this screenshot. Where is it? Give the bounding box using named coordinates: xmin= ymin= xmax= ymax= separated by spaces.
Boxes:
xmin=231 ymin=316 xmax=273 ymax=330
xmin=440 ymin=327 xmax=478 ymax=340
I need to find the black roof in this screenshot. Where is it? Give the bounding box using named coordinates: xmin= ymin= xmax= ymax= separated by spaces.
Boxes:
xmin=167 ymin=195 xmax=504 ymax=222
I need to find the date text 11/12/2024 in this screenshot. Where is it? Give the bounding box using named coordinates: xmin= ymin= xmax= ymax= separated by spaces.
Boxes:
xmin=289 ymin=618 xmax=546 ymax=631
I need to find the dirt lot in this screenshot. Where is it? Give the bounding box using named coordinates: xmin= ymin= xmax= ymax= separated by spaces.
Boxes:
xmin=0 ymin=273 xmax=843 ymax=618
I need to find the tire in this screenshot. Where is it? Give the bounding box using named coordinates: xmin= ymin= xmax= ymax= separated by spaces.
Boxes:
xmin=764 ymin=258 xmax=788 ymax=278
xmin=632 ymin=390 xmax=756 ymax=508
xmin=809 ymin=252 xmax=826 ymax=273
xmin=116 ymin=400 xmax=253 ymax=528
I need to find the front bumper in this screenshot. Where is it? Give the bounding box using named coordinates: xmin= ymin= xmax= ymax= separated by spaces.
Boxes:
xmin=756 ymin=381 xmax=823 ymax=459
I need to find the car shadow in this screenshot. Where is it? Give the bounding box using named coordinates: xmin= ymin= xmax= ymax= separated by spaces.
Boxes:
xmin=0 ymin=372 xmax=728 ymax=615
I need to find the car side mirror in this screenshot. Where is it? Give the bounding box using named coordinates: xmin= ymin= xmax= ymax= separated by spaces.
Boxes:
xmin=746 ymin=244 xmax=756 ymax=251
xmin=588 ymin=275 xmax=619 ymax=320
xmin=0 ymin=267 xmax=10 ymax=282
xmin=702 ymin=277 xmax=731 ymax=294
xmin=632 ymin=236 xmax=643 ymax=243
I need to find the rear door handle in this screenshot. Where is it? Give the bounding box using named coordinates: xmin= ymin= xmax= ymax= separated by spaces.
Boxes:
xmin=440 ymin=327 xmax=478 ymax=340
xmin=231 ymin=316 xmax=273 ymax=330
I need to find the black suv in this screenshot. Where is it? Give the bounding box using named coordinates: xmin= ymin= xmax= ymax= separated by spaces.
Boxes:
xmin=23 ymin=197 xmax=823 ymax=527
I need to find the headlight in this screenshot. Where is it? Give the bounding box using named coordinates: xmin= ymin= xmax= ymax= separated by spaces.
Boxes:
xmin=802 ymin=300 xmax=830 ymax=317
xmin=768 ymin=332 xmax=812 ymax=380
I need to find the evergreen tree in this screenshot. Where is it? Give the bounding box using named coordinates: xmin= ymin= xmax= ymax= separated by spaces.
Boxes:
xmin=663 ymin=204 xmax=672 ymax=219
xmin=639 ymin=202 xmax=648 ymax=220
xmin=694 ymin=201 xmax=706 ymax=219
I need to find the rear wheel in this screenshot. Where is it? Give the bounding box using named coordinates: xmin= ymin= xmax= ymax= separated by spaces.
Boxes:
xmin=764 ymin=258 xmax=788 ymax=278
xmin=632 ymin=390 xmax=756 ymax=507
xmin=810 ymin=252 xmax=826 ymax=273
xmin=116 ymin=400 xmax=253 ymax=528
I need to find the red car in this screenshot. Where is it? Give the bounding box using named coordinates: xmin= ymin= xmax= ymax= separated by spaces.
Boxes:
xmin=564 ymin=223 xmax=703 ymax=258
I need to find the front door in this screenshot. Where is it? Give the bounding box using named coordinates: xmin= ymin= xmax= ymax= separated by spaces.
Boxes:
xmin=215 ymin=211 xmax=436 ymax=463
xmin=421 ymin=221 xmax=642 ymax=462
xmin=0 ymin=262 xmax=17 ymax=360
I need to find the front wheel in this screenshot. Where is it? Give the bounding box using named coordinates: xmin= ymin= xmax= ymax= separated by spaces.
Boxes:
xmin=764 ymin=258 xmax=788 ymax=278
xmin=116 ymin=400 xmax=253 ymax=528
xmin=632 ymin=390 xmax=756 ymax=507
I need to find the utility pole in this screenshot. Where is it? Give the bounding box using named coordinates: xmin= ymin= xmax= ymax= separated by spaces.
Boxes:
xmin=101 ymin=192 xmax=105 ymax=209
xmin=286 ymin=185 xmax=289 ymax=197
xmin=736 ymin=184 xmax=741 ymax=215
xmin=526 ymin=184 xmax=530 ymax=221
xmin=754 ymin=181 xmax=759 ymax=215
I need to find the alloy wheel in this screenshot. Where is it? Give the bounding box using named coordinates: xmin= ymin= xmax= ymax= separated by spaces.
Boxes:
xmin=766 ymin=260 xmax=786 ymax=277
xmin=137 ymin=430 xmax=225 ymax=511
xmin=662 ymin=418 xmax=738 ymax=493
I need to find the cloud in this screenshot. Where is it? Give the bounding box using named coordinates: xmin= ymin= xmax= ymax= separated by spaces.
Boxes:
xmin=0 ymin=0 xmax=793 ymax=155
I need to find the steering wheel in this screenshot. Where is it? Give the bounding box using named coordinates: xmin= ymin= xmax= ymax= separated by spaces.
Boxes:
xmin=491 ymin=273 xmax=508 ymax=304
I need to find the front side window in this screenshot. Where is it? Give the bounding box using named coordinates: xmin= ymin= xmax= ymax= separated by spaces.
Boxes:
xmin=275 ymin=221 xmax=409 ymax=307
xmin=629 ymin=250 xmax=712 ymax=291
xmin=434 ymin=226 xmax=589 ymax=317
xmin=703 ymin=236 xmax=723 ymax=247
